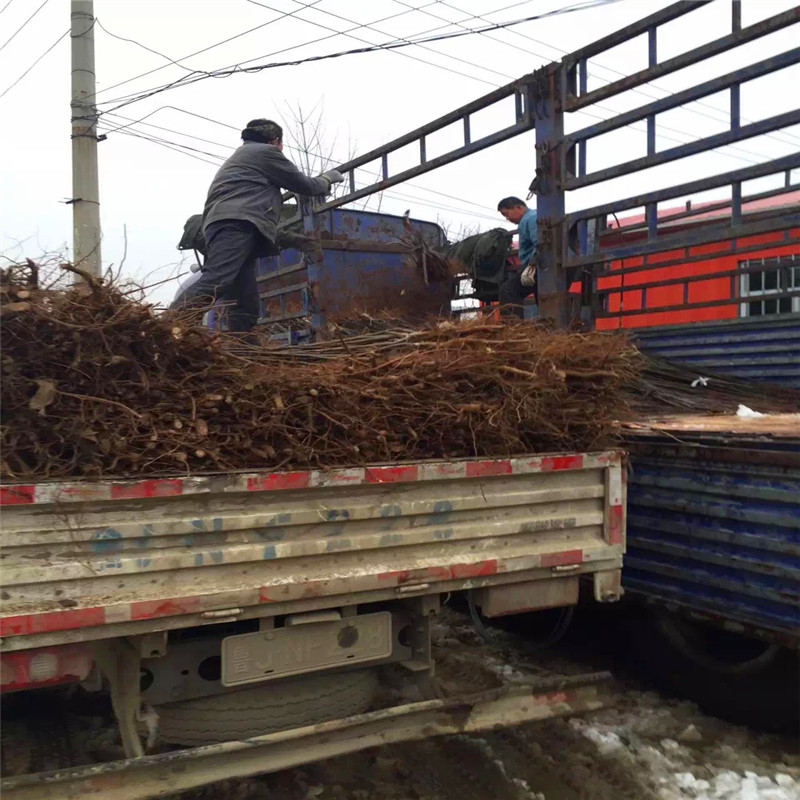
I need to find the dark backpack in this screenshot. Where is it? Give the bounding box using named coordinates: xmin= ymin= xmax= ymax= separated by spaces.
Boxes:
xmin=177 ymin=214 xmax=207 ymax=257
xmin=443 ymin=227 xmax=513 ymax=284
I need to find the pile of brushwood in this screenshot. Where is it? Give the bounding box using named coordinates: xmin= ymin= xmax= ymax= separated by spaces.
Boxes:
xmin=6 ymin=263 xmax=797 ymax=480
xmin=1 ymin=263 xmax=641 ymax=479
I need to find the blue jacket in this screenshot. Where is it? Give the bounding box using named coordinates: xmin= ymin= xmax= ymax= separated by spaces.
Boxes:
xmin=517 ymin=208 xmax=538 ymax=266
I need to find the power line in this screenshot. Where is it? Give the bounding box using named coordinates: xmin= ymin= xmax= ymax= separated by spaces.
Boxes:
xmin=88 ymin=1 xmax=325 ymax=102
xmin=96 ymin=0 xmax=499 ymax=115
xmin=93 ymin=0 xmax=541 ymax=112
xmin=249 ymin=0 xmax=509 ymax=85
xmin=96 ymin=125 xmax=225 ymax=167
xmin=214 ymin=0 xmax=542 ymax=91
xmin=94 ymin=18 xmax=203 ymax=76
xmin=91 ymin=0 xmax=540 ymax=109
xmin=247 ymin=0 xmax=503 ymax=86
xmin=0 ymin=0 xmax=50 ymax=54
xmin=0 ymin=0 xmax=17 ymax=17
xmin=94 ymin=0 xmax=629 ymax=113
xmin=393 ymin=0 xmax=553 ymax=63
xmin=88 ymin=0 xmax=460 ymax=106
xmin=0 ymin=28 xmax=67 ymax=99
xmin=268 ymin=0 xmax=749 ymax=161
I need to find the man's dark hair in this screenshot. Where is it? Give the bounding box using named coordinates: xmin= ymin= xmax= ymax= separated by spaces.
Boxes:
xmin=497 ymin=196 xmax=527 ymax=211
xmin=241 ymin=119 xmax=283 ymax=144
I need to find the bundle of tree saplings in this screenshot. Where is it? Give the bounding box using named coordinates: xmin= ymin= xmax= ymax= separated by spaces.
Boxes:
xmin=1 ymin=263 xmax=642 ymax=479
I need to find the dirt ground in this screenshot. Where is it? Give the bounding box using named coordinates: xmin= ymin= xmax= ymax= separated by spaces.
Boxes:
xmin=177 ymin=609 xmax=800 ymax=800
xmin=3 ymin=607 xmax=798 ymax=800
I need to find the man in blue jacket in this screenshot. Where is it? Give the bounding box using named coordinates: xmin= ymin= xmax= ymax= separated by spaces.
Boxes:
xmin=171 ymin=119 xmax=343 ymax=332
xmin=497 ymin=196 xmax=538 ymax=318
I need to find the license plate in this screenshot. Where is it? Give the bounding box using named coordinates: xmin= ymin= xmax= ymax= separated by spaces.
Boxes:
xmin=221 ymin=612 xmax=392 ymax=686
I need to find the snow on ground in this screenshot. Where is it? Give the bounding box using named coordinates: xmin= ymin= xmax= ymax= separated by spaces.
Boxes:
xmin=570 ymin=690 xmax=800 ymax=800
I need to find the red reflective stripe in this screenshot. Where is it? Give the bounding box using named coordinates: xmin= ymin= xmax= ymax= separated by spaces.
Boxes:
xmin=541 ymin=455 xmax=584 ymax=471
xmin=365 ymin=465 xmax=419 ymax=483
xmin=541 ymin=549 xmax=583 ymax=567
xmin=531 ymin=689 xmax=575 ymax=706
xmin=377 ymin=569 xmax=412 ymax=583
xmin=466 ymin=460 xmax=512 ymax=478
xmin=247 ymin=472 xmax=311 ymax=491
xmin=316 ymin=469 xmax=365 ymax=485
xmin=608 ymin=504 xmax=624 ymax=545
xmin=422 ymin=566 xmax=450 ymax=581
xmin=448 ymin=559 xmax=498 ymax=579
xmin=1 ymin=453 xmax=614 ymax=505
xmin=0 ymin=607 xmax=106 ymax=637
xmin=110 ymin=479 xmax=184 ymax=500
xmin=130 ymin=596 xmax=206 ymax=620
xmin=0 ymin=485 xmax=35 ymax=505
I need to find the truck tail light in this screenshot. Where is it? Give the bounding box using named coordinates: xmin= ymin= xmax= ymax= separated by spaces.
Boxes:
xmin=0 ymin=644 xmax=93 ymax=693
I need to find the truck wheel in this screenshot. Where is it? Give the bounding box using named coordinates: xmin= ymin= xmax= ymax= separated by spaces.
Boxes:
xmin=656 ymin=612 xmax=780 ymax=675
xmin=636 ymin=611 xmax=799 ymax=735
xmin=156 ymin=668 xmax=379 ymax=746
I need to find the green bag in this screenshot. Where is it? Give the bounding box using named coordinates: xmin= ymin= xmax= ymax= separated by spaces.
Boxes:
xmin=443 ymin=228 xmax=513 ymax=284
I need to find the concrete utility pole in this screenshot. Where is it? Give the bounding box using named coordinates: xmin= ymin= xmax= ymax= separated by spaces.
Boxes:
xmin=71 ymin=0 xmax=102 ymax=278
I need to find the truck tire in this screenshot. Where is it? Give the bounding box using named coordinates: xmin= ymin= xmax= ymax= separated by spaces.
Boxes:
xmin=635 ymin=611 xmax=799 ymax=735
xmin=156 ymin=668 xmax=380 ymax=746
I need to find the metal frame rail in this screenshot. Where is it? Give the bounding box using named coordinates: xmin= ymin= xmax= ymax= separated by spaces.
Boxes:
xmin=294 ymin=74 xmax=536 ymax=214
xmin=278 ymin=1 xmax=799 ymax=329
xmin=275 ymin=73 xmax=536 ymax=331
xmin=0 ymin=674 xmax=612 ymax=800
xmin=536 ymin=0 xmax=800 ymax=325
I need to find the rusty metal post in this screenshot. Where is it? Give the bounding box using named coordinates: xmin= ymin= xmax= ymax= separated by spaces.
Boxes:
xmin=533 ymin=63 xmax=570 ymax=328
xmin=298 ymin=195 xmax=327 ymax=337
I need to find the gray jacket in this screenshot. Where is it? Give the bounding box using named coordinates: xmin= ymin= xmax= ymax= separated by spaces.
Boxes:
xmin=202 ymin=142 xmax=330 ymax=244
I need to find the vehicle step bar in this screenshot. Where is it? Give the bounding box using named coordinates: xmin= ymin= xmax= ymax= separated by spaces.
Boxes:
xmin=1 ymin=671 xmax=613 ymax=800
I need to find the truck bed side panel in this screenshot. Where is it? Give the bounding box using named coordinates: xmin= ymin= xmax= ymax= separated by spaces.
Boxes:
xmin=0 ymin=453 xmax=624 ymax=650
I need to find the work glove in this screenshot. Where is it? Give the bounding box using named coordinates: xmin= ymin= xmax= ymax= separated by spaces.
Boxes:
xmin=520 ymin=262 xmax=537 ymax=287
xmin=321 ymin=168 xmax=345 ymax=188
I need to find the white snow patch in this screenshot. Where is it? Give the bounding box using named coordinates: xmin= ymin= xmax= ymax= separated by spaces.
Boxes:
xmin=569 ymin=700 xmax=800 ymax=800
xmin=484 ymin=661 xmax=528 ymax=682
xmin=737 ymin=404 xmax=766 ymax=418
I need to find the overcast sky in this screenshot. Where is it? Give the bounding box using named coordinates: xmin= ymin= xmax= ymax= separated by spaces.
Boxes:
xmin=1 ymin=0 xmax=798 ymax=305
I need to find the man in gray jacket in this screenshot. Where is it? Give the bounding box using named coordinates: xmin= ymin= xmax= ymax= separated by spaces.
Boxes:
xmin=171 ymin=119 xmax=343 ymax=332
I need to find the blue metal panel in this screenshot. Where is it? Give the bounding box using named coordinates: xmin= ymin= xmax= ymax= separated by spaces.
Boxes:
xmin=634 ymin=314 xmax=800 ymax=388
xmin=625 ymin=444 xmax=800 ymax=643
xmin=256 ymin=209 xmax=448 ymax=334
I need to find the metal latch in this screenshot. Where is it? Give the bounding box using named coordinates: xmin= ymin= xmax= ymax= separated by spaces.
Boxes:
xmin=200 ymin=608 xmax=243 ymax=619
xmin=396 ymin=583 xmax=431 ymax=595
